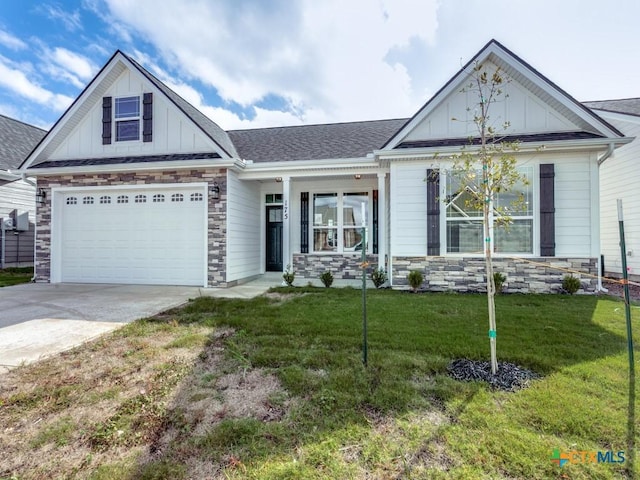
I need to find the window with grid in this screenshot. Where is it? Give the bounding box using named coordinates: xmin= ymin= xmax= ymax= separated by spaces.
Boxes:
xmin=115 ymin=96 xmax=140 ymax=141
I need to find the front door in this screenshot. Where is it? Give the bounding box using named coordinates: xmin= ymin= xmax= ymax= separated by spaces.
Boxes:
xmin=266 ymin=205 xmax=283 ymax=271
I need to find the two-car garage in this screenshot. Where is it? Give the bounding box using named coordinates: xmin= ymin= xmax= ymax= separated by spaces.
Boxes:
xmin=50 ymin=184 xmax=208 ymax=286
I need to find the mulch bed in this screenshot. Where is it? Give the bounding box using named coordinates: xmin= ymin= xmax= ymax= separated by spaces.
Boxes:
xmin=447 ymin=359 xmax=539 ymax=392
xmin=600 ymin=278 xmax=640 ymax=302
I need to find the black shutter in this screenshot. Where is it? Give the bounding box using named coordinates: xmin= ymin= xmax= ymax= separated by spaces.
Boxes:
xmin=372 ymin=190 xmax=379 ymax=254
xmin=102 ymin=96 xmax=112 ymax=145
xmin=540 ymin=164 xmax=555 ymax=256
xmin=426 ymin=169 xmax=440 ymax=255
xmin=143 ymin=93 xmax=153 ymax=142
xmin=300 ymin=192 xmax=309 ymax=253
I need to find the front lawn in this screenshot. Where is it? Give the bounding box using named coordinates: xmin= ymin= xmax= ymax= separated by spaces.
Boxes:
xmin=1 ymin=289 xmax=638 ymax=479
xmin=0 ymin=267 xmax=33 ymax=287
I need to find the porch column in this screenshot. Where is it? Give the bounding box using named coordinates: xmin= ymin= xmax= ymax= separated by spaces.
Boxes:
xmin=377 ymin=172 xmax=387 ymax=272
xmin=282 ymin=176 xmax=291 ymax=274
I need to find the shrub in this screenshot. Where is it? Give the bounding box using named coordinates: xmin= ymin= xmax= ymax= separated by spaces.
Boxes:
xmin=493 ymin=272 xmax=506 ymax=294
xmin=320 ymin=271 xmax=334 ymax=288
xmin=407 ymin=270 xmax=424 ymax=292
xmin=371 ymin=267 xmax=387 ymax=288
xmin=283 ymin=265 xmax=295 ymax=287
xmin=562 ymin=275 xmax=581 ymax=294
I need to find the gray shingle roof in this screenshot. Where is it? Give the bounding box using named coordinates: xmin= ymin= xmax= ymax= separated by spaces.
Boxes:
xmin=228 ymin=118 xmax=407 ymax=162
xmin=396 ymin=131 xmax=605 ymax=149
xmin=0 ymin=115 xmax=46 ymax=171
xmin=31 ymin=152 xmax=221 ymax=169
xmin=123 ymin=52 xmax=239 ymax=158
xmin=583 ymin=98 xmax=640 ymax=117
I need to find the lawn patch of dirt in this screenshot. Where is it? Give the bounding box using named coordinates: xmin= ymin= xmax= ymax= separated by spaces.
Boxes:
xmin=0 ymin=320 xmax=288 ymax=479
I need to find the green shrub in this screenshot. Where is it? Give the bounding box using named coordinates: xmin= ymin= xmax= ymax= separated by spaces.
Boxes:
xmin=320 ymin=271 xmax=334 ymax=288
xmin=371 ymin=267 xmax=387 ymax=288
xmin=407 ymin=270 xmax=424 ymax=292
xmin=493 ymin=271 xmax=506 ymax=294
xmin=283 ymin=265 xmax=295 ymax=287
xmin=562 ymin=275 xmax=581 ymax=294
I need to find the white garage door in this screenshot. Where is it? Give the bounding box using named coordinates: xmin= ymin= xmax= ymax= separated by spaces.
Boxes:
xmin=55 ymin=185 xmax=207 ymax=286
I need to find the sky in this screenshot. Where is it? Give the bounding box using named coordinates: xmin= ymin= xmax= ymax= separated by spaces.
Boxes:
xmin=0 ymin=0 xmax=638 ymax=131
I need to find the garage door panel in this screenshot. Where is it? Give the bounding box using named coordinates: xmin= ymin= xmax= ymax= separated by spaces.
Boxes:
xmin=57 ymin=186 xmax=206 ymax=286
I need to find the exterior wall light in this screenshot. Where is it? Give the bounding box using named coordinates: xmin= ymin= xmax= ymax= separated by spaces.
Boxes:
xmin=210 ymin=182 xmax=220 ymax=200
xmin=354 ymin=174 xmax=362 ymax=180
xmin=36 ymin=188 xmax=47 ymax=205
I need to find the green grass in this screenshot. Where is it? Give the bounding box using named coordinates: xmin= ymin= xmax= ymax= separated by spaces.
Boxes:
xmin=0 ymin=266 xmax=33 ymax=287
xmin=137 ymin=289 xmax=638 ymax=479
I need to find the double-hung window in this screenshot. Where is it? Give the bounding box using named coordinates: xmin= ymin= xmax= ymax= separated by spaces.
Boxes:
xmin=114 ymin=96 xmax=140 ymax=141
xmin=445 ymin=166 xmax=533 ymax=254
xmin=313 ymin=192 xmax=368 ymax=252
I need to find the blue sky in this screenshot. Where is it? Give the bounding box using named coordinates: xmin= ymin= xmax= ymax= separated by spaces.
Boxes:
xmin=0 ymin=0 xmax=639 ymax=131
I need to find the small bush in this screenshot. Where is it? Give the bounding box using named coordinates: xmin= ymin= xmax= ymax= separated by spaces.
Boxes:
xmin=371 ymin=267 xmax=387 ymax=288
xmin=407 ymin=270 xmax=424 ymax=292
xmin=283 ymin=265 xmax=295 ymax=287
xmin=562 ymin=275 xmax=581 ymax=294
xmin=493 ymin=272 xmax=506 ymax=294
xmin=320 ymin=271 xmax=334 ymax=288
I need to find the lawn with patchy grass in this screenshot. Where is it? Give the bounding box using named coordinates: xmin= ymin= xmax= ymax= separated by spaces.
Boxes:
xmin=0 ymin=267 xmax=33 ymax=287
xmin=1 ymin=288 xmax=638 ymax=479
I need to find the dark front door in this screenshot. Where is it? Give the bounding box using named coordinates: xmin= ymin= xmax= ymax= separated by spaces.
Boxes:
xmin=266 ymin=205 xmax=283 ymax=271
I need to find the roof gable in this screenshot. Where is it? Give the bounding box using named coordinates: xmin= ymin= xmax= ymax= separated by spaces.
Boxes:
xmin=383 ymin=40 xmax=624 ymax=150
xmin=21 ymin=51 xmax=236 ymax=170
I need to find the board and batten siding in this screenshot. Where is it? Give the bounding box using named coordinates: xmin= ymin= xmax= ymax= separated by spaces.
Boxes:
xmin=597 ymin=112 xmax=640 ymax=278
xmin=49 ymin=68 xmax=214 ymax=161
xmin=389 ymin=162 xmax=428 ymax=256
xmin=226 ymin=170 xmax=261 ymax=282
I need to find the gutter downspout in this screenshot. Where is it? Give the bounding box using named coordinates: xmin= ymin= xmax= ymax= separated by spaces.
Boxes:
xmin=596 ymin=143 xmax=615 ymax=292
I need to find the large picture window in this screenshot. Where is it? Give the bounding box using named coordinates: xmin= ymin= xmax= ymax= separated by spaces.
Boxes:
xmin=115 ymin=96 xmax=140 ymax=141
xmin=313 ymin=192 xmax=368 ymax=253
xmin=445 ymin=167 xmax=533 ymax=254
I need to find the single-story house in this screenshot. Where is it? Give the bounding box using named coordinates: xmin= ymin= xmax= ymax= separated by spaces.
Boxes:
xmin=0 ymin=115 xmax=46 ymax=267
xmin=19 ymin=39 xmax=633 ymax=291
xmin=583 ymin=98 xmax=640 ymax=281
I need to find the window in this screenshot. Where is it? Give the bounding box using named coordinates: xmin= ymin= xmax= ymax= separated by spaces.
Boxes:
xmin=134 ymin=194 xmax=146 ymax=203
xmin=153 ymin=194 xmax=165 ymax=203
xmin=190 ymin=193 xmax=203 ymax=202
xmin=83 ymin=196 xmax=94 ymax=205
xmin=117 ymin=195 xmax=129 ymax=204
xmin=171 ymin=193 xmax=184 ymax=202
xmin=266 ymin=193 xmax=283 ymax=204
xmin=312 ymin=192 xmax=368 ymax=253
xmin=445 ymin=167 xmax=533 ymax=254
xmin=99 ymin=196 xmax=111 ymax=204
xmin=66 ymin=197 xmax=77 ymax=205
xmin=115 ymin=96 xmax=140 ymax=141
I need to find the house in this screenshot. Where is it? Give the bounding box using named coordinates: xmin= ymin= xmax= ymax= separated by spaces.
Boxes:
xmin=0 ymin=115 xmax=46 ymax=267
xmin=583 ymin=98 xmax=640 ymax=281
xmin=19 ymin=40 xmax=632 ymax=292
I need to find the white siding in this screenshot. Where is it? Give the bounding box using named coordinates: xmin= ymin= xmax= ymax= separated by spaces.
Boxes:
xmin=554 ymin=157 xmax=593 ymax=257
xmin=598 ymin=113 xmax=640 ymax=277
xmin=389 ymin=162 xmax=428 ymax=256
xmin=0 ymin=178 xmax=35 ymax=218
xmin=226 ymin=170 xmax=261 ymax=282
xmin=49 ymin=68 xmax=217 ymax=161
xmin=404 ymin=61 xmax=577 ymax=142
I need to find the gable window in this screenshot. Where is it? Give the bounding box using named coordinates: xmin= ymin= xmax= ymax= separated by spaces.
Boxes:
xmin=445 ymin=166 xmax=533 ymax=254
xmin=115 ymin=96 xmax=140 ymax=141
xmin=312 ymin=192 xmax=368 ymax=253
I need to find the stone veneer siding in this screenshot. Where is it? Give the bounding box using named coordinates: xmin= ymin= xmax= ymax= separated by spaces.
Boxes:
xmin=392 ymin=256 xmax=598 ymax=293
xmin=35 ymin=169 xmax=228 ymax=287
xmin=293 ymin=253 xmax=379 ymax=280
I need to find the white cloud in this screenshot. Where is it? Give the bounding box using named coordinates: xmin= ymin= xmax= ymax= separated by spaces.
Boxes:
xmin=0 ymin=29 xmax=27 ymax=50
xmin=51 ymin=47 xmax=97 ymax=80
xmin=40 ymin=3 xmax=83 ymax=31
xmin=0 ymin=56 xmax=74 ymax=112
xmin=102 ymin=0 xmax=440 ymax=125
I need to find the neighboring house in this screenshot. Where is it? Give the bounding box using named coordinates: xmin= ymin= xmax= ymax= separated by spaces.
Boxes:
xmin=20 ymin=40 xmax=632 ymax=292
xmin=583 ymin=98 xmax=640 ymax=281
xmin=0 ymin=115 xmax=46 ymax=267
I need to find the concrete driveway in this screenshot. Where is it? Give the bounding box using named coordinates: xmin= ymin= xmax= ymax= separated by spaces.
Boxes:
xmin=0 ymin=278 xmax=278 ymax=372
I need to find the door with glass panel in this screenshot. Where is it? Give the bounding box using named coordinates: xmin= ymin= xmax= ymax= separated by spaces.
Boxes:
xmin=266 ymin=205 xmax=283 ymax=271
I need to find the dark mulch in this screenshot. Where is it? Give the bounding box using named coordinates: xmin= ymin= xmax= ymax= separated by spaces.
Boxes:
xmin=447 ymin=359 xmax=539 ymax=391
xmin=601 ymin=278 xmax=640 ymax=303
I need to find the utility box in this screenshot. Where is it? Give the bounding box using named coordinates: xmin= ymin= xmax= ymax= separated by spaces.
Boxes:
xmin=16 ymin=211 xmax=29 ymax=231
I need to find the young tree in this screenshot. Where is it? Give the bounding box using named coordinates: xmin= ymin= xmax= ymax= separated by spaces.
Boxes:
xmin=449 ymin=61 xmax=528 ymax=375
